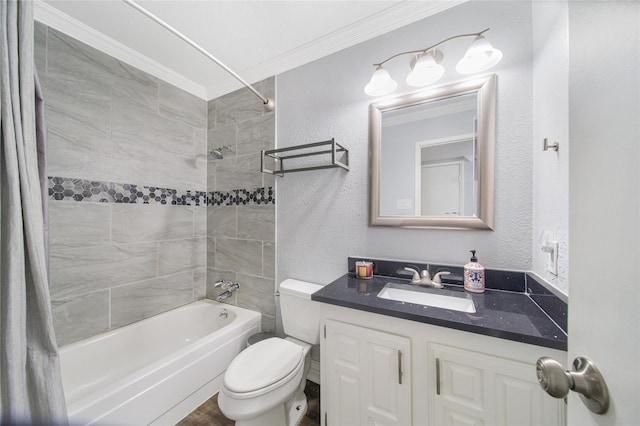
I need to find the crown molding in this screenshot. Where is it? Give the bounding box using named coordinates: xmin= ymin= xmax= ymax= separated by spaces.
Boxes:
xmin=33 ymin=0 xmax=465 ymax=102
xmin=204 ymin=0 xmax=467 ymax=100
xmin=33 ymin=0 xmax=207 ymax=100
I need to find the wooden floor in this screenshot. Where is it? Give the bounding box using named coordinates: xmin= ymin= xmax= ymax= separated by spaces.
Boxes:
xmin=177 ymin=381 xmax=320 ymax=426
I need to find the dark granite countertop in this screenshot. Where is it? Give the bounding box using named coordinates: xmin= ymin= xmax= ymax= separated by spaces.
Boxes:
xmin=312 ymin=272 xmax=567 ymax=351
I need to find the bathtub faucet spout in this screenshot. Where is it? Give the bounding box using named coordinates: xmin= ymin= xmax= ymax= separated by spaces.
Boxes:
xmin=215 ymin=282 xmax=240 ymax=301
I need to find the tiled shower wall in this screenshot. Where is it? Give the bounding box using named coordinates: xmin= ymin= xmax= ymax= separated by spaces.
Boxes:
xmin=205 ymin=79 xmax=277 ymax=332
xmin=35 ymin=23 xmax=208 ymax=346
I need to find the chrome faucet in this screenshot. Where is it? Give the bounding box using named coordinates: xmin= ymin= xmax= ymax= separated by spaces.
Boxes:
xmin=214 ymin=279 xmax=234 ymax=289
xmin=214 ymin=280 xmax=240 ymax=301
xmin=403 ymin=267 xmax=450 ymax=288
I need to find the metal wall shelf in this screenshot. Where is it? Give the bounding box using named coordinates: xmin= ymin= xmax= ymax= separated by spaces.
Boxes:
xmin=261 ymin=138 xmax=349 ymax=176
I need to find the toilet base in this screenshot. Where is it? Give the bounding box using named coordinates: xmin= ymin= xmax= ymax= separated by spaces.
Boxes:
xmin=233 ymin=390 xmax=307 ymax=426
xmin=285 ymin=389 xmax=308 ymax=426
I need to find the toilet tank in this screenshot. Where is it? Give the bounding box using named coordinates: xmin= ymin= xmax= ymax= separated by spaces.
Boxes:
xmin=279 ymin=279 xmax=324 ymax=345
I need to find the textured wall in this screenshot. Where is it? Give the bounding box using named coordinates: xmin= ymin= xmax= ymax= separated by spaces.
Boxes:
xmin=532 ymin=2 xmax=570 ymax=294
xmin=35 ymin=23 xmax=208 ymax=346
xmin=276 ymin=1 xmax=535 ymax=286
xmin=205 ymin=79 xmax=276 ymax=332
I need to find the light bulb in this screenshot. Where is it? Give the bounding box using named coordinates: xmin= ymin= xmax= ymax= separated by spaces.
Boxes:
xmin=456 ymin=35 xmax=503 ymax=74
xmin=364 ymin=66 xmax=397 ymax=96
xmin=406 ymin=53 xmax=445 ymax=87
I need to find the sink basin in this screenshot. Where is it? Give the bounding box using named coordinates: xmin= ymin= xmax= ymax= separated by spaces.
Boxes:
xmin=377 ymin=283 xmax=476 ymax=313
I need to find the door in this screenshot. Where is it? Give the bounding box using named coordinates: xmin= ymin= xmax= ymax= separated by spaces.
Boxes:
xmin=420 ymin=162 xmax=462 ymax=216
xmin=564 ymin=2 xmax=639 ymax=424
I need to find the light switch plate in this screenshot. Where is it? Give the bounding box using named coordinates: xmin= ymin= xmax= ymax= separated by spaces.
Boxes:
xmin=396 ymin=198 xmax=412 ymax=210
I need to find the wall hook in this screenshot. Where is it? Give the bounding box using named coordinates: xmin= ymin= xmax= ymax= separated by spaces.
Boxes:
xmin=543 ymin=138 xmax=559 ymax=152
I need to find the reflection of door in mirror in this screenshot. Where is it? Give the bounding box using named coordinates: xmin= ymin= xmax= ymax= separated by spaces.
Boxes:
xmin=420 ymin=161 xmax=462 ymax=215
xmin=380 ymin=93 xmax=477 ymax=217
xmin=414 ymin=135 xmax=476 ymax=216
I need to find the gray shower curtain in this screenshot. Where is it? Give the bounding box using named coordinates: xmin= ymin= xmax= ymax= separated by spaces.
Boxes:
xmin=0 ymin=0 xmax=68 ymax=423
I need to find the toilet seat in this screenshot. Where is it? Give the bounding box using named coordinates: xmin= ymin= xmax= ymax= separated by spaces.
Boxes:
xmin=223 ymin=338 xmax=304 ymax=399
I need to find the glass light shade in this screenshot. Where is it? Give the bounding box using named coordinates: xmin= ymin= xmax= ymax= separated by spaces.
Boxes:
xmin=364 ymin=67 xmax=397 ymax=96
xmin=455 ymin=35 xmax=503 ymax=74
xmin=406 ymin=54 xmax=445 ymax=87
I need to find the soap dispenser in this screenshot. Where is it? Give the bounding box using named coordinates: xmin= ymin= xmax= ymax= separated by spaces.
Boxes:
xmin=464 ymin=250 xmax=485 ymax=293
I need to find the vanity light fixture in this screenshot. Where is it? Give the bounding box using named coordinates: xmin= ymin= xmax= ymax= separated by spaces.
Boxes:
xmin=364 ymin=28 xmax=502 ymax=97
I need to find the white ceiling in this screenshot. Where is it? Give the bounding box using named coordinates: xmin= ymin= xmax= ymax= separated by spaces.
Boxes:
xmin=36 ymin=0 xmax=463 ymax=100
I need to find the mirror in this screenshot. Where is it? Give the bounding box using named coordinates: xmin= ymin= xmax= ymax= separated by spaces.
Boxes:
xmin=370 ymin=74 xmax=496 ymax=229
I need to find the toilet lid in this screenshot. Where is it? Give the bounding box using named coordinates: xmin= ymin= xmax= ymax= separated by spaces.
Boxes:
xmin=224 ymin=338 xmax=304 ymax=393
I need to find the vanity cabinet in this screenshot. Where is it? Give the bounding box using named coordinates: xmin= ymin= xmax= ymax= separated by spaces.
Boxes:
xmin=320 ymin=305 xmax=566 ymax=426
xmin=431 ymin=343 xmax=565 ymax=426
xmin=323 ymin=319 xmax=411 ymax=426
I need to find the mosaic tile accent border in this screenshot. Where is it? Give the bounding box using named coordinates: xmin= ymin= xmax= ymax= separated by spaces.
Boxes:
xmin=48 ymin=177 xmax=275 ymax=206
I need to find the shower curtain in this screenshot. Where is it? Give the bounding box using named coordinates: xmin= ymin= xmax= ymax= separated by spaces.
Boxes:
xmin=0 ymin=0 xmax=68 ymax=423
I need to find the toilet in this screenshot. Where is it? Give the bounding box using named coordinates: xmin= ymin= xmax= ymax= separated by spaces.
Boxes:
xmin=218 ymin=279 xmax=323 ymax=426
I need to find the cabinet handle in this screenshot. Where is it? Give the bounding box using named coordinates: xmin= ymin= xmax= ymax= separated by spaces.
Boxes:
xmin=436 ymin=357 xmax=441 ymax=395
xmin=398 ymin=350 xmax=403 ymax=385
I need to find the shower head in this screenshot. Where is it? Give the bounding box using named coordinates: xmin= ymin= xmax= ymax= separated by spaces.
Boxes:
xmin=210 ymin=149 xmax=224 ymax=160
xmin=209 ymin=146 xmax=233 ymax=160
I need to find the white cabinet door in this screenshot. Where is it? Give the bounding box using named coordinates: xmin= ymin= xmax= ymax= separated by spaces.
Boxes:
xmin=323 ymin=319 xmax=411 ymax=426
xmin=430 ymin=343 xmax=565 ymax=426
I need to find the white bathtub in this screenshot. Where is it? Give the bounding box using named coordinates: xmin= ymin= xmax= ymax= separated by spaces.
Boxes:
xmin=59 ymin=300 xmax=261 ymax=425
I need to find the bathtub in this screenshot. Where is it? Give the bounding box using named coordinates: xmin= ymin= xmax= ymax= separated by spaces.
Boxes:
xmin=59 ymin=300 xmax=261 ymax=425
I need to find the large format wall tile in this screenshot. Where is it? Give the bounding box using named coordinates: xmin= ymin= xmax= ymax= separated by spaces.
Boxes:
xmin=49 ymin=202 xmax=111 ymax=247
xmin=207 ymin=238 xmax=216 ymax=270
xmin=216 ymin=238 xmax=263 ymax=277
xmin=158 ymin=238 xmax=206 ymax=276
xmin=263 ymin=241 xmax=275 ymax=279
xmin=34 ymin=22 xmax=47 ymax=85
xmin=110 ymin=60 xmax=159 ymax=111
xmin=109 ymin=138 xmax=159 ymax=186
xmin=208 ymin=124 xmax=237 ymax=159
xmin=156 ymin=151 xmax=207 ymax=191
xmin=51 ymin=291 xmax=110 ymax=346
xmin=236 ymin=273 xmax=276 ymax=331
xmin=194 ymin=268 xmax=207 ymax=300
xmin=39 ymin=26 xmax=206 ymax=189
xmin=236 ymin=114 xmax=275 ymax=157
xmin=39 ymin=23 xmax=210 ymax=346
xmin=45 ymin=107 xmax=112 ymax=182
xmin=207 ymin=205 xmax=236 ymax=238
xmin=46 ymin=28 xmax=117 ymax=98
xmin=111 ymin=204 xmax=194 ymax=243
xmin=194 ymin=128 xmax=207 ymax=158
xmin=41 ymin=21 xmax=276 ymax=344
xmin=49 ymin=242 xmax=158 ymax=300
xmin=238 ymin=204 xmax=275 ymax=241
xmin=194 ymin=207 xmax=207 ymax=237
xmin=206 ymin=77 xmax=276 ymax=330
xmin=111 ymin=271 xmax=195 ymax=328
xmin=159 ymin=80 xmax=207 ymax=129
xmin=214 ymin=86 xmax=265 ymax=127
xmin=112 ymin=98 xmax=194 ymax=158
xmin=214 ymin=154 xmax=263 ymax=192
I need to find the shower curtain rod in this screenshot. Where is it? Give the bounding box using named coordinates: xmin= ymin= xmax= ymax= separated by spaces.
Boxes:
xmin=122 ymin=0 xmax=275 ymax=111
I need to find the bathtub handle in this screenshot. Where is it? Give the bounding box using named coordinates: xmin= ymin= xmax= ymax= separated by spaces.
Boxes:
xmin=214 ymin=279 xmax=234 ymax=289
